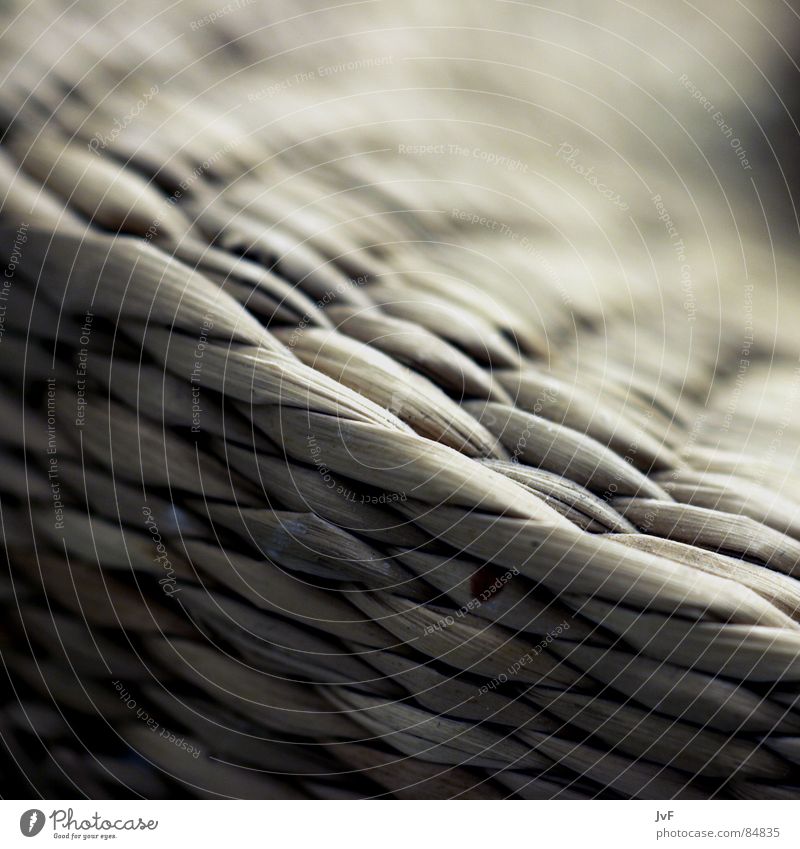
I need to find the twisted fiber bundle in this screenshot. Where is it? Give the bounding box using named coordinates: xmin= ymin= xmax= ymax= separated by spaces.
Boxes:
xmin=2 ymin=0 xmax=800 ymax=799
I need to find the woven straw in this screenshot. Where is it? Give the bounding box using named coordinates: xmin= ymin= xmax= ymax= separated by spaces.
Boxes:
xmin=1 ymin=0 xmax=800 ymax=799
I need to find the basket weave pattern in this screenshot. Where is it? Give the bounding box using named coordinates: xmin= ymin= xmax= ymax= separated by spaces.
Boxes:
xmin=1 ymin=0 xmax=800 ymax=800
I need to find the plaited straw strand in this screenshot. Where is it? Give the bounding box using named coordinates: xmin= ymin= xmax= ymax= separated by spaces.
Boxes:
xmin=2 ymin=0 xmax=800 ymax=801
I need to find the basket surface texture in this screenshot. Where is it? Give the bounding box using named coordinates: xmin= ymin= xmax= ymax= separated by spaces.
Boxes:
xmin=1 ymin=0 xmax=800 ymax=800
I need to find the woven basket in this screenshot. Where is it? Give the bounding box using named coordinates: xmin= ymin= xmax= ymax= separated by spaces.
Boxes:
xmin=2 ymin=0 xmax=800 ymax=799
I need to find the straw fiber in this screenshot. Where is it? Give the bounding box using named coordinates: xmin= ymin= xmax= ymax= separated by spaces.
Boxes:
xmin=1 ymin=0 xmax=800 ymax=799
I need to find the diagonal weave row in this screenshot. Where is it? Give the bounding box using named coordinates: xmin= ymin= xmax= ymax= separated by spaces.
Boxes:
xmin=1 ymin=0 xmax=800 ymax=800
